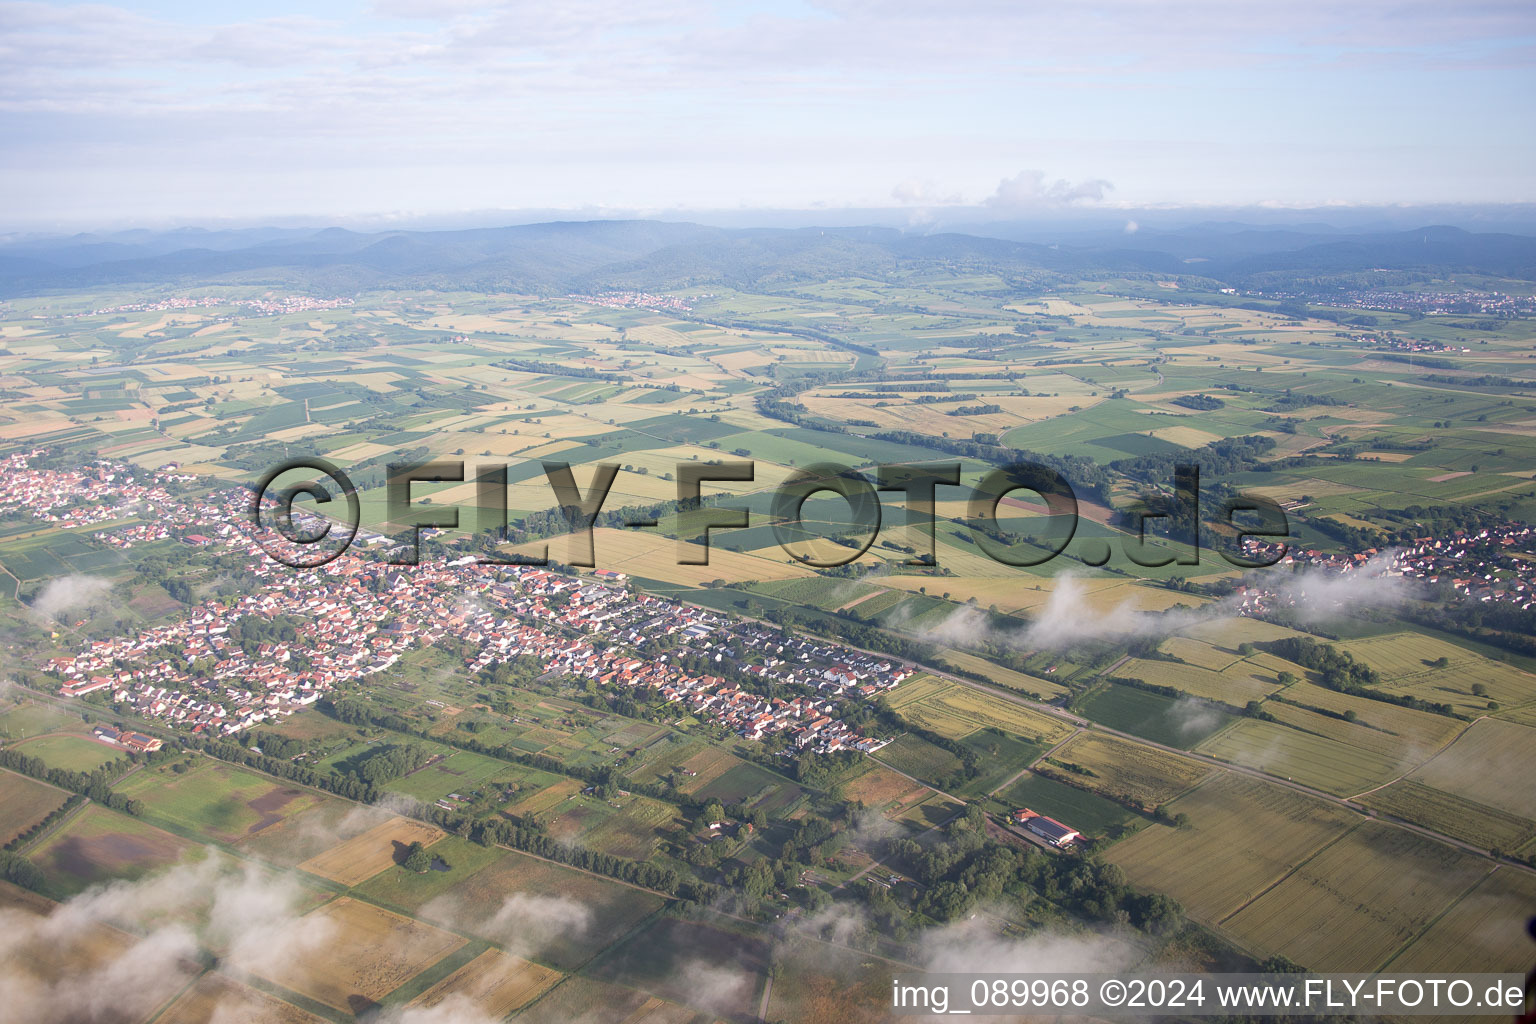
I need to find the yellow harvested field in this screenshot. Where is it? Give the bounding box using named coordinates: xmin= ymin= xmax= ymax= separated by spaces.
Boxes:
xmin=1105 ymin=774 xmax=1357 ymax=922
xmin=1338 ymin=631 xmax=1536 ymax=716
xmin=1118 ymin=657 xmax=1279 ymax=706
xmin=513 ymin=527 xmax=815 ymax=585
xmin=879 ymin=573 xmax=1206 ymax=615
xmin=1222 ymin=822 xmax=1490 ymax=971
xmin=1180 ymin=616 xmax=1311 ymax=649
xmin=1150 ymin=425 xmax=1224 ymax=448
xmin=0 ymin=881 xmax=198 ymax=1021
xmin=297 ymin=816 xmax=445 ymax=885
xmin=410 ymin=949 xmax=562 ymax=1018
xmin=1052 ymin=732 xmax=1215 ymax=809
xmin=155 ymin=973 xmax=328 ymax=1024
xmin=891 ymin=678 xmax=1073 ymax=744
xmin=241 ymin=898 xmax=465 ymax=1014
xmin=325 ymin=441 xmax=395 ymax=461
xmin=881 ymin=674 xmax=952 ymax=710
xmin=1387 ymin=867 xmax=1536 ymax=973
xmin=938 ymin=649 xmax=1070 ymax=701
xmin=1409 ymin=718 xmax=1536 ymax=820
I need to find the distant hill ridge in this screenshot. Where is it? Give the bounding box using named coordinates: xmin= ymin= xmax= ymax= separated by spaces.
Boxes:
xmin=2 ymin=219 xmax=1534 ymax=297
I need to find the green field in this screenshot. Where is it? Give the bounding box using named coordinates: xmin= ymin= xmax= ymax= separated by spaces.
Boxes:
xmin=876 ymin=734 xmax=963 ymax=786
xmin=10 ymin=733 xmax=123 ymax=773
xmin=997 ymin=771 xmax=1138 ymax=837
xmin=27 ymin=803 xmax=195 ymax=896
xmin=1078 ymin=684 xmax=1236 ymax=748
xmin=116 ymin=759 xmax=325 ymax=843
xmin=414 ymin=848 xmax=666 ymax=971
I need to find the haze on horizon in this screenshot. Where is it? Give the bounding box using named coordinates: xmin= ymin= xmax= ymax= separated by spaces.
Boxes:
xmin=2 ymin=0 xmax=1534 ymax=231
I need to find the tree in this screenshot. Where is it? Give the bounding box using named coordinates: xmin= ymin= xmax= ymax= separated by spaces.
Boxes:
xmin=402 ymin=841 xmax=433 ymax=873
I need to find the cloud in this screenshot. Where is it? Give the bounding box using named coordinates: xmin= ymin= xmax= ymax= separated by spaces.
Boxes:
xmin=1266 ymin=549 xmax=1409 ymax=622
xmin=0 ymin=851 xmax=332 ymax=1024
xmin=667 ymin=958 xmax=753 ymax=1016
xmin=418 ymin=889 xmax=592 ymax=962
xmin=919 ymin=914 xmax=1138 ymax=974
xmin=907 ymin=553 xmax=1412 ymax=655
xmin=28 ymin=574 xmax=113 ymax=624
xmin=1168 ymin=695 xmax=1221 ymax=738
xmin=984 ymin=169 xmax=1114 ymax=210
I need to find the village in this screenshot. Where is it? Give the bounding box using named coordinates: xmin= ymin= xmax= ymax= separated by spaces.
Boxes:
xmin=0 ymin=453 xmax=906 ymax=755
xmin=1237 ymin=519 xmax=1536 ymax=614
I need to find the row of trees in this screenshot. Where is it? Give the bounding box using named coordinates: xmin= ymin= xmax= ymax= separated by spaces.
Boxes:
xmin=0 ymin=749 xmax=143 ymax=817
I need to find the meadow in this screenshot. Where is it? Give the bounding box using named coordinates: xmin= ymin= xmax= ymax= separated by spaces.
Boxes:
xmin=27 ymin=802 xmax=194 ymax=896
xmin=0 ymin=769 xmax=70 ymax=844
xmin=116 ymin=759 xmax=327 ymax=843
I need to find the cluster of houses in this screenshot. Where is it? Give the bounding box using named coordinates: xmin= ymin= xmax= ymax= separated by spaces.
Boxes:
xmin=1237 ymin=524 xmax=1536 ymax=613
xmin=27 ymin=458 xmax=908 ymax=754
xmin=566 ymin=291 xmax=694 ymax=313
xmin=85 ymin=295 xmax=355 ymax=318
xmin=0 ymin=452 xmax=185 ymax=532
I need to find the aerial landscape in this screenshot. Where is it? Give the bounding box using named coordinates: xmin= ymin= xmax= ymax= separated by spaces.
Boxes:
xmin=2 ymin=2 xmax=1534 ymax=1023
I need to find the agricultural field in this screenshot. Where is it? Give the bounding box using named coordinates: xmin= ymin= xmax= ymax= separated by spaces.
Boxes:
xmin=882 ymin=677 xmax=1072 ymax=746
xmin=233 ymin=897 xmax=466 ymax=1015
xmin=1119 ymin=652 xmax=1281 ymax=706
xmin=876 ymin=734 xmax=962 ymax=786
xmin=1047 ymin=731 xmax=1215 ymax=810
xmin=9 ymin=733 xmax=123 ymax=773
xmin=153 ymin=973 xmax=328 ymax=1024
xmin=1078 ymin=683 xmax=1236 ymax=748
xmin=413 ymin=848 xmax=666 ymax=971
xmin=1339 ymin=632 xmax=1536 ymax=717
xmin=1104 ymin=774 xmax=1358 ymax=922
xmin=352 ymin=834 xmax=508 ymax=911
xmin=1358 ymin=779 xmax=1536 ymax=852
xmin=0 ymin=769 xmax=70 ymax=844
xmin=1408 ymin=718 xmax=1536 ymax=819
xmin=588 ymin=916 xmax=769 ymax=1021
xmin=1191 ymin=718 xmax=1406 ymax=798
xmin=116 ymin=760 xmax=326 ymax=843
xmin=297 ymin=815 xmax=446 ymax=886
xmin=1386 ymin=867 xmax=1536 ymax=974
xmin=408 ymin=949 xmax=563 ymax=1019
xmin=996 ymin=771 xmax=1139 ymax=838
xmin=26 ymin=803 xmax=195 ymax=896
xmin=838 ymin=761 xmax=931 ymax=810
xmin=0 ymin=880 xmax=200 ymax=1024
xmin=1221 ymin=822 xmax=1491 ymax=971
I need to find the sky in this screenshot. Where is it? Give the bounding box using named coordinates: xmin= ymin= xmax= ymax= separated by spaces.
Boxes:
xmin=1 ymin=0 xmax=1534 ymax=229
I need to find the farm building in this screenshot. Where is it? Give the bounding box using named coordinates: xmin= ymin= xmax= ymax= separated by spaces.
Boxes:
xmin=1012 ymin=808 xmax=1080 ymax=847
xmin=92 ymin=725 xmax=164 ymax=753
